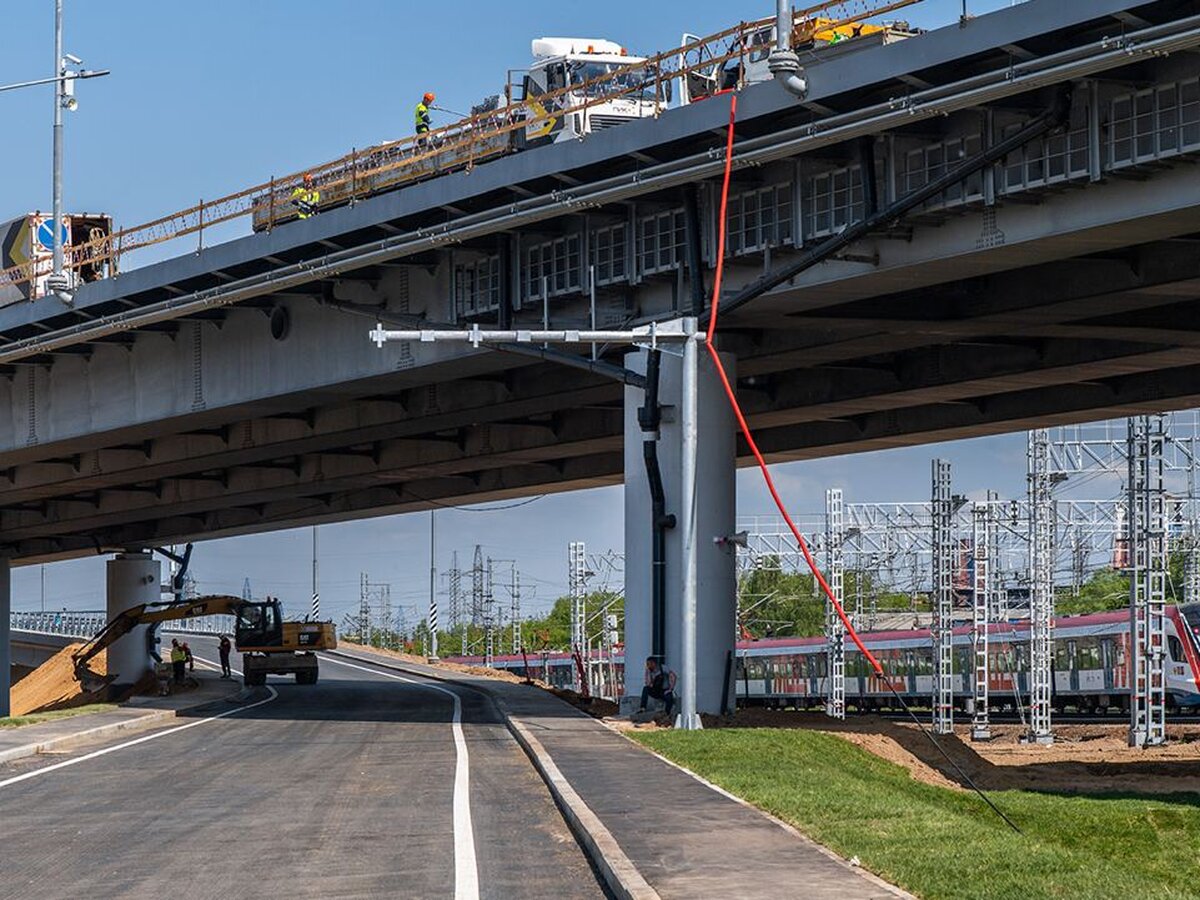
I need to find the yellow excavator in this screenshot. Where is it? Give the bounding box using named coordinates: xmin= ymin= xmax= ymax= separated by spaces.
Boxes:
xmin=73 ymin=595 xmax=337 ymax=688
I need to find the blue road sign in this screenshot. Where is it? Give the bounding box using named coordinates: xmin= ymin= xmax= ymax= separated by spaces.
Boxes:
xmin=36 ymin=219 xmax=69 ymax=252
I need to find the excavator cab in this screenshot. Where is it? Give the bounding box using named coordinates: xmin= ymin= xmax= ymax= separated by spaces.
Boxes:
xmin=234 ymin=599 xmax=284 ymax=650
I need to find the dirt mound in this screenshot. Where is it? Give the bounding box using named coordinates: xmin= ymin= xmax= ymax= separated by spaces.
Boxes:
xmin=11 ymin=643 xmax=105 ymax=717
xmin=350 ymin=643 xmax=549 ymax=686
xmin=547 ymin=686 xmax=619 ymax=718
xmin=345 ymin=644 xmax=623 ymax=717
xmin=709 ymin=709 xmax=1200 ymax=795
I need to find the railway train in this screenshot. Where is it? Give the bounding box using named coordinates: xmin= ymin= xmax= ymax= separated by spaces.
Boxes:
xmin=451 ymin=604 xmax=1200 ymax=712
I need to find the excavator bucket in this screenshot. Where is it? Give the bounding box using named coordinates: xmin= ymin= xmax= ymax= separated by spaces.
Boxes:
xmin=72 ymin=658 xmax=115 ymax=693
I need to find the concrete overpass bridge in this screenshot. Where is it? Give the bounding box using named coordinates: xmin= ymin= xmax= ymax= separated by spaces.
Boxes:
xmin=2 ymin=0 xmax=1200 ymax=715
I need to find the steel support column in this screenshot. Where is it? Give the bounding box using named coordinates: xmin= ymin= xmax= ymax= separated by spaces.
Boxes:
xmin=569 ymin=540 xmax=586 ymax=691
xmin=931 ymin=459 xmax=955 ymax=735
xmin=825 ymin=488 xmax=846 ymax=719
xmin=1128 ymin=414 xmax=1168 ymax=747
xmin=1027 ymin=429 xmax=1055 ymax=744
xmin=971 ymin=496 xmax=994 ymax=741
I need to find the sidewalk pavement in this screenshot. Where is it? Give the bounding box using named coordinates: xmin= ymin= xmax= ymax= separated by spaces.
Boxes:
xmin=0 ymin=670 xmax=246 ymax=767
xmin=336 ymin=649 xmax=910 ymax=900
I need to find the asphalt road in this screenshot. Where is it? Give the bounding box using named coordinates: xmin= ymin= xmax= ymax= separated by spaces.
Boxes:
xmin=0 ymin=636 xmax=606 ymax=899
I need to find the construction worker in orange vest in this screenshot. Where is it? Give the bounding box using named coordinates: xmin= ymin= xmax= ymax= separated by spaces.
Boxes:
xmin=415 ymin=92 xmax=435 ymax=136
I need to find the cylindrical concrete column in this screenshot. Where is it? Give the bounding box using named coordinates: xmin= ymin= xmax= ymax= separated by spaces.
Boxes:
xmin=623 ymin=345 xmax=736 ymax=715
xmin=106 ymin=552 xmax=160 ymax=689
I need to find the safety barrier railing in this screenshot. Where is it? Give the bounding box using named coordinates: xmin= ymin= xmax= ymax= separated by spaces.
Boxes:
xmin=0 ymin=1 xmax=914 ymax=300
xmin=9 ymin=610 xmax=237 ymax=638
xmin=11 ymin=609 xmax=108 ymax=638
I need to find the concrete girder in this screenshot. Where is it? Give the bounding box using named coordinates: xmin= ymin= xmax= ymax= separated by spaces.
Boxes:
xmin=750 ymin=362 xmax=1200 ymax=463
xmin=740 ymin=338 xmax=1200 ymax=428
xmin=731 ymin=242 xmax=1200 ymax=376
xmin=0 ymin=407 xmax=624 ymax=544
xmin=6 ymin=450 xmax=626 ymax=560
xmin=725 ymin=164 xmax=1200 ymax=323
xmin=0 ymin=365 xmax=620 ymax=505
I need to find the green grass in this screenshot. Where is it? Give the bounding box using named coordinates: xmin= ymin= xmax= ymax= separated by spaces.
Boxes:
xmin=0 ymin=703 xmax=117 ymax=728
xmin=632 ymin=728 xmax=1200 ymax=900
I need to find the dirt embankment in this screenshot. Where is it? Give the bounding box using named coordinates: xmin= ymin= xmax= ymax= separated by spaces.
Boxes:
xmin=10 ymin=644 xmax=106 ymax=717
xmin=703 ymin=708 xmax=1200 ymax=795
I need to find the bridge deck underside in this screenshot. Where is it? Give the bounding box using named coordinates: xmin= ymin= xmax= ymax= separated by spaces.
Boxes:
xmin=1 ymin=0 xmax=1198 ymax=560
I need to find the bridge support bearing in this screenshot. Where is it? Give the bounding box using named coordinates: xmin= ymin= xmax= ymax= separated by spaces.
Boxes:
xmin=621 ymin=346 xmax=736 ymax=716
xmin=105 ymin=552 xmax=159 ymax=692
xmin=0 ymin=558 xmax=10 ymax=717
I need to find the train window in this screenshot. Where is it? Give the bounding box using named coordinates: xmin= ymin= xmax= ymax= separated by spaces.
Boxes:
xmin=1169 ymin=636 xmax=1184 ymax=663
xmin=1054 ymin=641 xmax=1071 ymax=672
xmin=1078 ymin=639 xmax=1101 ymax=670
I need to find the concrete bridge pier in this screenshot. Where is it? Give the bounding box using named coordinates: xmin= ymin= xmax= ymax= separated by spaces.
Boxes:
xmin=105 ymin=552 xmax=159 ymax=691
xmin=622 ymin=344 xmax=736 ymax=716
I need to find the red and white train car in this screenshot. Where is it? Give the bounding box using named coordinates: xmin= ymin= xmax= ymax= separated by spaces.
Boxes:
xmin=735 ymin=605 xmax=1200 ymax=712
xmin=451 ymin=605 xmax=1200 ymax=713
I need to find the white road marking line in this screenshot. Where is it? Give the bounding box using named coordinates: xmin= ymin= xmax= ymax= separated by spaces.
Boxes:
xmin=320 ymin=654 xmax=480 ymax=900
xmin=0 ymin=686 xmax=277 ymax=790
xmin=192 ymin=654 xmax=243 ymax=677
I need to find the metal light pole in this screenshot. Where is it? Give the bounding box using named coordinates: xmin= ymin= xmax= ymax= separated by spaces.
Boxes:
xmin=676 ymin=316 xmax=702 ymax=731
xmin=51 ymin=0 xmax=66 ymax=292
xmin=310 ymin=525 xmax=320 ymax=619
xmin=429 ymin=510 xmax=439 ymax=659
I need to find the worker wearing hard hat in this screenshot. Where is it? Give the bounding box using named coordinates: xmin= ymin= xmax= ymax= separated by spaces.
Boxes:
xmin=415 ymin=92 xmax=435 ymax=136
xmin=290 ymin=173 xmax=320 ymax=220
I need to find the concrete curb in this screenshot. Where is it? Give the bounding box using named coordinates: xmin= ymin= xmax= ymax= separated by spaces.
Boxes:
xmin=503 ymin=706 xmax=661 ymax=900
xmin=0 ymin=686 xmax=252 ymax=767
xmin=325 ymin=649 xmax=661 ymax=900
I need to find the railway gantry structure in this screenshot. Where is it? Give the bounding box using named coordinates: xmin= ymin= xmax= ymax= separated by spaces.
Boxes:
xmin=824 ymin=488 xmax=846 ymax=719
xmin=3 ymin=1 xmax=1200 ymax=715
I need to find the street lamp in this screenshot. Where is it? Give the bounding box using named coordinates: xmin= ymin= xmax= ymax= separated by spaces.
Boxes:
xmin=0 ymin=0 xmax=109 ymax=304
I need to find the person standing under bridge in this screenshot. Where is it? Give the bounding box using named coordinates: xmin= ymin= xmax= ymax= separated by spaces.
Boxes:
xmin=290 ymin=173 xmax=320 ymax=220
xmin=415 ymin=92 xmax=435 ymax=138
xmin=169 ymin=639 xmax=187 ymax=685
xmin=218 ymin=634 xmax=233 ymax=679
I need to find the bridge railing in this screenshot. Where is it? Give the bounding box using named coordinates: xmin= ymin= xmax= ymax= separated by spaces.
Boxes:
xmin=0 ymin=2 xmax=907 ymax=299
xmin=9 ymin=610 xmax=237 ymax=639
xmin=11 ymin=610 xmax=108 ymax=638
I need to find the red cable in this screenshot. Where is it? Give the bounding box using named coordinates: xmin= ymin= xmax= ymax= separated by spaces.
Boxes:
xmin=704 ymin=94 xmax=884 ymax=677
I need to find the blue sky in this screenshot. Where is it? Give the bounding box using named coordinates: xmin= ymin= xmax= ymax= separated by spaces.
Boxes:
xmin=0 ymin=0 xmax=1040 ymax=622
